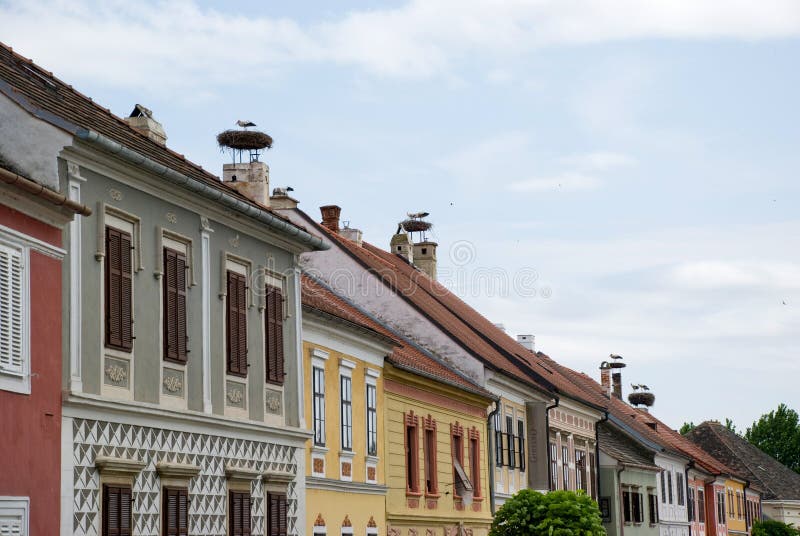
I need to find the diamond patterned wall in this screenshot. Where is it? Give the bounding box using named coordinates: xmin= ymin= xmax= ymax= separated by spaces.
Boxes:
xmin=71 ymin=418 xmax=298 ymax=536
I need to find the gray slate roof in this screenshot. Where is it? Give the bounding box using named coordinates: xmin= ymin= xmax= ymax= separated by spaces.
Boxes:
xmin=598 ymin=422 xmax=660 ymax=471
xmin=686 ymin=421 xmax=800 ymax=501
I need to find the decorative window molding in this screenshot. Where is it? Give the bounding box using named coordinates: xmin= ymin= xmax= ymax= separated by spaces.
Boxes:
xmin=0 ymin=240 xmax=29 ymax=395
xmin=423 ymin=414 xmax=438 ymax=496
xmin=99 ymin=204 xmax=143 ymax=271
xmin=96 ymin=455 xmax=146 ymax=477
xmin=339 ymin=358 xmax=356 ymax=377
xmin=366 ymin=383 xmax=378 ymax=457
xmin=154 ymin=227 xmax=196 ymax=286
xmin=0 ymin=497 xmax=29 ymax=536
xmin=262 ymin=469 xmax=294 ymax=485
xmin=340 ymin=374 xmax=353 ymax=451
xmin=365 ymin=367 xmax=380 ymax=385
xmin=313 ymin=365 xmax=326 ymax=447
xmin=341 ymin=515 xmax=354 ymax=536
xmin=156 ymin=461 xmax=201 ymax=479
xmin=219 ymin=252 xmax=253 ymax=306
xmin=225 ymin=463 xmax=261 ymax=482
xmin=405 ymin=411 xmax=420 ymax=495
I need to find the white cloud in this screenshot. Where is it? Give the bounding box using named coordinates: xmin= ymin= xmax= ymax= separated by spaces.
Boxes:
xmin=506 ymin=172 xmax=601 ymax=192
xmin=560 ymin=151 xmax=636 ymax=171
xmin=667 ymin=260 xmax=800 ymax=290
xmin=1 ymin=0 xmax=799 ymax=92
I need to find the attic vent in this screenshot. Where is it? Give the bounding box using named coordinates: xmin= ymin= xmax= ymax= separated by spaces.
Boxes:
xmin=645 ymin=422 xmax=657 ymax=430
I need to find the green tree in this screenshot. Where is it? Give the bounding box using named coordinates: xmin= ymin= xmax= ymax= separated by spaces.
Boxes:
xmin=680 ymin=422 xmax=696 ymax=435
xmin=725 ymin=418 xmax=739 ymax=435
xmin=490 ymin=489 xmax=605 ymax=536
xmin=745 ymin=403 xmax=800 ymax=473
xmin=751 ymin=519 xmax=800 ymax=536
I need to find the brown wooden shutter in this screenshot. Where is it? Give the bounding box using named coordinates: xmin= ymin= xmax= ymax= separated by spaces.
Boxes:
xmin=105 ymin=227 xmax=133 ymax=351
xmin=103 ymin=484 xmax=132 ymax=536
xmin=230 ymin=491 xmax=251 ymax=536
xmin=163 ymin=249 xmax=188 ymax=363
xmin=267 ymin=493 xmax=287 ymax=536
xmin=226 ymin=271 xmax=248 ymax=376
xmin=163 ymin=487 xmax=188 ymax=536
xmin=265 ymin=285 xmax=284 ymax=385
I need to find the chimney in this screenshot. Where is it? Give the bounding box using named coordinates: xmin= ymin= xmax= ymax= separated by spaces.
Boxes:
xmin=340 ymin=222 xmax=363 ymax=247
xmin=494 ymin=323 xmax=506 ymax=333
xmin=612 ymin=372 xmax=623 ymax=400
xmin=223 ymin=161 xmax=270 ymax=206
xmin=517 ymin=334 xmax=535 ymax=352
xmin=390 ymin=231 xmax=414 ymax=263
xmin=270 ymin=187 xmax=298 ymax=209
xmin=320 ymin=205 xmax=341 ymax=232
xmin=599 ymin=362 xmax=612 ymax=398
xmin=125 ymin=104 xmax=167 ymax=146
xmin=412 ymin=241 xmax=437 ymax=279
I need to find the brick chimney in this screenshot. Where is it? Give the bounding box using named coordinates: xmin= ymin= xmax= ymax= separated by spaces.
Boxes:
xmin=412 ymin=241 xmax=437 ymax=279
xmin=223 ymin=161 xmax=270 ymax=206
xmin=599 ymin=362 xmax=612 ymax=398
xmin=125 ymin=104 xmax=167 ymax=146
xmin=320 ymin=205 xmax=341 ymax=232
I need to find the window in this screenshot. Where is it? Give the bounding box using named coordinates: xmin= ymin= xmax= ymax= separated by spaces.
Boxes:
xmin=265 ymin=285 xmax=284 ymax=385
xmin=667 ymin=471 xmax=673 ymax=504
xmin=698 ymin=488 xmax=706 ymax=523
xmin=506 ymin=416 xmax=515 ymax=469
xmin=267 ymin=493 xmax=287 ymax=536
xmin=649 ymin=491 xmax=659 ymax=524
xmin=575 ymin=450 xmax=586 ymax=491
xmin=549 ymin=442 xmax=558 ymax=490
xmin=588 ymin=453 xmax=597 ymax=500
xmin=0 ymin=242 xmax=28 ymax=393
xmin=105 ymin=227 xmax=133 ymax=351
xmin=661 ymin=472 xmax=666 ymax=503
xmin=312 ymin=366 xmax=325 ymax=446
xmin=494 ymin=412 xmax=504 ymax=467
xmin=103 ymin=484 xmax=132 ymax=536
xmin=623 ymin=488 xmax=644 ymax=524
xmin=469 ymin=431 xmax=482 ymax=498
xmin=229 ymin=490 xmax=251 ymax=536
xmin=163 ymin=487 xmax=188 ymax=536
xmin=716 ymin=490 xmax=726 ymax=524
xmin=562 ymin=446 xmax=570 ymax=490
xmin=688 ymin=487 xmax=695 ymax=522
xmin=340 ymin=375 xmax=352 ymax=451
xmin=452 ymin=423 xmax=464 ymax=495
xmin=728 ymin=489 xmax=734 ymax=517
xmin=226 ymin=270 xmax=248 ymax=376
xmin=517 ymin=419 xmax=526 ymax=471
xmin=633 ymin=489 xmax=644 ymax=523
xmin=405 ymin=412 xmax=420 ymax=493
xmin=677 ymin=472 xmax=685 ymax=506
xmin=163 ymin=248 xmax=188 ymax=363
xmin=0 ymin=498 xmax=29 ymax=536
xmin=423 ymin=416 xmax=438 ymax=495
xmin=623 ymin=489 xmax=632 ymax=523
xmin=366 ymin=384 xmax=377 ymax=456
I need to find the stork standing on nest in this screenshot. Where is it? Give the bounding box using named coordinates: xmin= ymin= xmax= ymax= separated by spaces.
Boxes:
xmin=236 ymin=120 xmax=256 ymax=129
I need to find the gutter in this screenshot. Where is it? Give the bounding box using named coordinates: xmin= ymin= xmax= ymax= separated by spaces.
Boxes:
xmin=545 ymin=396 xmax=560 ymax=491
xmin=0 ymin=165 xmax=91 ymax=216
xmin=487 ymin=401 xmax=500 ymax=515
xmin=686 ymin=461 xmax=693 ymax=536
xmin=75 ymin=129 xmax=329 ymax=251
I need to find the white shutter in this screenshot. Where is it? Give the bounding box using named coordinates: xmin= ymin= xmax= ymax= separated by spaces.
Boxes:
xmin=0 ymin=244 xmax=24 ymax=375
xmin=0 ymin=515 xmax=22 ymax=536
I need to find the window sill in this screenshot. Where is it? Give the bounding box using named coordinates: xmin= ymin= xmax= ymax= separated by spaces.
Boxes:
xmin=406 ymin=491 xmax=423 ymax=498
xmin=425 ymin=493 xmax=441 ymax=499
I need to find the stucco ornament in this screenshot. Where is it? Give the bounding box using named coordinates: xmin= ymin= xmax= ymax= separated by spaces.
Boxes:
xmin=387 ymin=527 xmax=400 ymax=536
xmin=109 ymin=188 xmax=123 ymax=201
xmin=200 ymin=216 xmax=213 ymax=231
xmin=426 ymin=530 xmax=435 ymax=536
xmin=227 ymin=387 xmax=243 ymax=404
xmin=229 ymin=235 xmax=240 ymax=248
xmin=165 ymin=212 xmax=177 ymax=224
xmin=409 ymin=529 xmax=417 ymax=536
xmin=163 ymin=375 xmax=182 ymax=393
xmin=265 ymin=391 xmax=282 ymax=414
xmin=105 ymin=364 xmax=127 ymax=384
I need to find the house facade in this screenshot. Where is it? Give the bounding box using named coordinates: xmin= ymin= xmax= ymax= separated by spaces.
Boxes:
xmin=0 ymin=158 xmax=87 ymax=535
xmin=0 ymin=43 xmax=331 ymax=536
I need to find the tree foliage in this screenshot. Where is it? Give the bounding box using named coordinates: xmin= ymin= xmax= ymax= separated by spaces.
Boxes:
xmin=490 ymin=489 xmax=605 ymax=536
xmin=751 ymin=519 xmax=800 ymax=536
xmin=680 ymin=422 xmax=696 ymax=435
xmin=745 ymin=403 xmax=800 ymax=473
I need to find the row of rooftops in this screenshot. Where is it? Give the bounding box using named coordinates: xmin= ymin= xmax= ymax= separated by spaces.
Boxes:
xmin=2 ymin=40 xmax=798 ymax=502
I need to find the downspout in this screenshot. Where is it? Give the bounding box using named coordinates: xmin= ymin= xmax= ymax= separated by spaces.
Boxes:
xmin=686 ymin=462 xmax=693 ymax=536
xmin=742 ymin=479 xmax=750 ymax=533
xmin=617 ymin=464 xmax=626 ymax=536
xmin=595 ymin=411 xmax=609 ymax=501
xmin=487 ymin=400 xmax=500 ymax=515
xmin=545 ymin=396 xmax=560 ymax=491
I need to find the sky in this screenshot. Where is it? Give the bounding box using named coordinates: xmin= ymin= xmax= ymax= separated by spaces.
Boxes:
xmin=1 ymin=0 xmax=798 ymax=430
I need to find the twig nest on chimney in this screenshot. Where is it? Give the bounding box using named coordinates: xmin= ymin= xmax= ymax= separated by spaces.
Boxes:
xmin=400 ymin=219 xmax=432 ymax=233
xmin=217 ymin=130 xmax=273 ymax=151
xmin=628 ymin=392 xmax=655 ymax=407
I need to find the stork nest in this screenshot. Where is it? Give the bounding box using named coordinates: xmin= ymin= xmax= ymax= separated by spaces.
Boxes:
xmin=400 ymin=219 xmax=432 ymax=233
xmin=217 ymin=130 xmax=273 ymax=151
xmin=628 ymin=392 xmax=655 ymax=407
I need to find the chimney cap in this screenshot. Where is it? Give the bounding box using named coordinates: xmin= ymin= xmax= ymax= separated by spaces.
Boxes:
xmin=320 ymin=205 xmax=342 ymax=232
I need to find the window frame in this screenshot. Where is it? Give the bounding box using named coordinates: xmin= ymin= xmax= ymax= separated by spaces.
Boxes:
xmin=516 ymin=419 xmax=526 ymax=472
xmin=266 ymin=492 xmax=287 ymax=536
xmin=0 ymin=497 xmax=30 ymax=536
xmin=162 ymin=486 xmax=189 ymax=536
xmin=229 ymin=489 xmax=252 ymax=536
xmin=494 ymin=411 xmax=504 ymax=467
xmin=162 ymin=246 xmax=189 ymax=364
xmin=549 ymin=442 xmax=558 ymax=490
xmin=677 ymin=472 xmax=685 ymax=506
xmin=505 ymin=415 xmax=515 ymax=470
xmin=312 ymin=366 xmax=326 ymax=446
xmin=649 ymin=490 xmax=659 ymax=525
xmin=469 ymin=427 xmax=482 ymax=499
xmin=264 ymin=280 xmax=285 ymax=386
xmin=225 ymin=269 xmax=249 ymax=377
xmin=366 ymin=383 xmax=378 ymax=457
xmin=562 ymin=445 xmax=570 ymax=490
xmin=405 ymin=412 xmax=420 ymax=494
xmin=102 ymin=483 xmax=132 ymax=536
xmin=423 ymin=415 xmax=438 ymax=496
xmin=340 ymin=374 xmax=353 ymax=451
xmin=104 ymin=225 xmax=134 ymax=353
xmin=575 ymin=449 xmax=586 ymax=491
xmin=698 ymin=487 xmax=706 ymax=524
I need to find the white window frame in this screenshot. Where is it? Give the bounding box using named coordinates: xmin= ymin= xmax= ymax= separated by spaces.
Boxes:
xmin=0 ymin=239 xmax=30 ymax=395
xmin=0 ymin=496 xmax=29 ymax=536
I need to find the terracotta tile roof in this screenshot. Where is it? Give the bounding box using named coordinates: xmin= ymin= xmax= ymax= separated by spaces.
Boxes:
xmin=687 ymin=421 xmax=800 ymax=500
xmin=598 ymin=422 xmax=660 ymax=471
xmin=0 ymin=42 xmax=296 ymax=226
xmin=301 ymin=274 xmax=494 ymax=399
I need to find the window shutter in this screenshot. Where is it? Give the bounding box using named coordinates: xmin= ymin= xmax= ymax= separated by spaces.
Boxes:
xmin=163 ymin=249 xmax=188 ymax=363
xmin=230 ymin=491 xmax=251 ymax=536
xmin=227 ymin=271 xmax=248 ymax=376
xmin=0 ymin=244 xmax=23 ymax=375
xmin=267 ymin=493 xmax=287 ymax=536
xmin=178 ymin=489 xmax=188 ymax=536
xmin=103 ymin=485 xmax=131 ymax=536
xmin=105 ymin=227 xmax=133 ymax=351
xmin=164 ymin=488 xmax=178 ymax=536
xmin=176 ymin=253 xmax=187 ymax=361
xmin=265 ymin=285 xmax=285 ymax=385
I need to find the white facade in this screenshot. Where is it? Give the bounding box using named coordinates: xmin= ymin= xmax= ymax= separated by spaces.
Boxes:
xmin=655 ymin=453 xmax=691 ymax=536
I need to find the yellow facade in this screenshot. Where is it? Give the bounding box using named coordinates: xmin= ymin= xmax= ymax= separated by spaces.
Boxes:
xmin=303 ymin=340 xmax=387 ymax=536
xmin=725 ymin=479 xmax=747 ymax=534
xmin=384 ymin=363 xmax=494 ymax=536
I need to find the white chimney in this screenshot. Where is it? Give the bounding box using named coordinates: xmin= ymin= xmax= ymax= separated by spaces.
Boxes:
xmin=222 ymin=161 xmax=270 ymax=207
xmin=517 ymin=334 xmax=535 ymax=352
xmin=340 ymin=222 xmax=363 ymax=247
xmin=494 ymin=323 xmax=506 ymax=333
